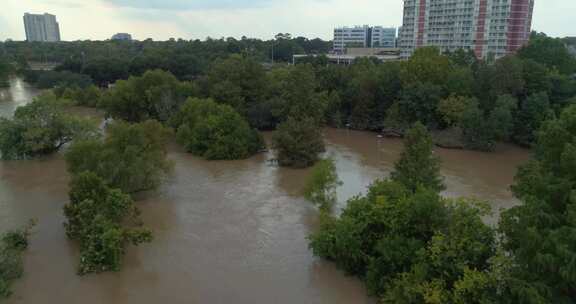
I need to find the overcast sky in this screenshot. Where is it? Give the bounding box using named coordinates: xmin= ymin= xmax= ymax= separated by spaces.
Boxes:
xmin=1 ymin=0 xmax=574 ymax=41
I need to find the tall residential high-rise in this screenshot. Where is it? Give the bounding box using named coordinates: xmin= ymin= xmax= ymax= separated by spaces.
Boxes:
xmin=399 ymin=0 xmax=534 ymax=59
xmin=23 ymin=13 xmax=61 ymax=42
xmin=333 ymin=25 xmax=397 ymax=54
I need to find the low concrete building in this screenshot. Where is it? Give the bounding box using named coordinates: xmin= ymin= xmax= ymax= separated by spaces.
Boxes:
xmin=293 ymin=48 xmax=401 ymax=65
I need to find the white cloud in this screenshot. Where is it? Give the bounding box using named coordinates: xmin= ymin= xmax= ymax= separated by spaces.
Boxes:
xmin=0 ymin=0 xmax=574 ymax=41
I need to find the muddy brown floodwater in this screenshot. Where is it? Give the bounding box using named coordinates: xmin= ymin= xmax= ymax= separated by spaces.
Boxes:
xmin=0 ymin=78 xmax=530 ymax=303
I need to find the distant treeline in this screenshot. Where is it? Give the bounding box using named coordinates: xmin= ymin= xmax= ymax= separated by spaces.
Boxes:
xmin=1 ymin=33 xmax=330 ymax=84
xmin=4 ymin=32 xmax=576 ymax=150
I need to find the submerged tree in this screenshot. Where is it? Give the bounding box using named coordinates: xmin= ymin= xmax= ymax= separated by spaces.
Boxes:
xmin=0 ymin=221 xmax=35 ymax=299
xmin=272 ymin=116 xmax=325 ymax=168
xmin=391 ymin=122 xmax=445 ymax=193
xmin=0 ymin=93 xmax=97 ymax=160
xmin=173 ymin=98 xmax=263 ymax=160
xmin=304 ymin=158 xmax=342 ymax=211
xmin=65 ymin=120 xmax=172 ymax=193
xmin=64 ymin=172 xmax=151 ymax=275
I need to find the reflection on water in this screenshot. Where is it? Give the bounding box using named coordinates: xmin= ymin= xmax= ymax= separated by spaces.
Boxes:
xmin=0 ymin=79 xmax=530 ymax=303
xmin=0 ymin=77 xmax=40 ymax=118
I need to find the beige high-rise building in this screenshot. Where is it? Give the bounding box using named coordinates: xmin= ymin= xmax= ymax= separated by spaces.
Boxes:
xmin=23 ymin=13 xmax=61 ymax=42
xmin=399 ymin=0 xmax=534 ymax=59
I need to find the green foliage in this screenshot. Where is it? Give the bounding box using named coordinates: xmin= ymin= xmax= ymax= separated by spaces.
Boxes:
xmin=54 ymin=84 xmax=102 ymax=107
xmin=518 ymin=32 xmax=576 ymax=75
xmin=397 ymin=82 xmax=443 ymax=127
xmin=65 ymin=120 xmax=172 ymax=193
xmin=304 ymin=158 xmax=342 ymax=211
xmin=64 ymin=172 xmax=152 ymax=275
xmin=400 ymin=47 xmax=452 ymax=87
xmin=30 ymin=71 xmax=93 ymax=89
xmin=270 ymin=64 xmax=327 ymax=124
xmin=0 ymin=93 xmax=97 ymax=160
xmin=173 ymin=98 xmax=263 ymax=160
xmin=460 ymin=100 xmax=497 ymax=151
xmin=207 ymin=55 xmax=268 ymax=126
xmin=0 ymin=56 xmax=12 ymax=88
xmin=391 ymin=122 xmax=445 ymax=193
xmin=513 ymin=92 xmax=552 ymax=146
xmin=100 ymin=69 xmax=197 ymax=122
xmin=309 ymin=179 xmax=498 ymax=302
xmin=437 ymin=95 xmax=473 ymax=127
xmin=0 ymin=221 xmax=35 ymax=299
xmin=501 ymin=104 xmax=576 ymax=302
xmin=460 ymin=95 xmax=517 ymax=151
xmin=272 ymin=116 xmax=325 ymax=168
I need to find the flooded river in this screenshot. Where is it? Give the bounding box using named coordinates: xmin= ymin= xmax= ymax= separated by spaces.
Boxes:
xmin=0 ymin=78 xmax=530 ymax=303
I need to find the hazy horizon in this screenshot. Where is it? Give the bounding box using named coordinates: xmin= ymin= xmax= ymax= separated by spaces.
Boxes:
xmin=2 ymin=0 xmax=575 ymax=41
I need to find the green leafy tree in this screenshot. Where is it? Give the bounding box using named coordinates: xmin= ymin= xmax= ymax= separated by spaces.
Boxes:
xmin=518 ymin=32 xmax=576 ymax=75
xmin=488 ymin=94 xmax=518 ymax=141
xmin=174 ymin=98 xmax=263 ymax=160
xmin=309 ymin=179 xmax=498 ymax=302
xmin=100 ymin=69 xmax=197 ymax=123
xmin=400 ymin=47 xmax=452 ymax=87
xmin=0 ymin=221 xmax=35 ymax=299
xmin=513 ymin=92 xmax=552 ymax=146
xmin=269 ymin=64 xmax=327 ymax=124
xmin=501 ymin=104 xmax=576 ymax=302
xmin=65 ymin=120 xmax=172 ymax=193
xmin=0 ymin=56 xmax=12 ymax=88
xmin=64 ymin=172 xmax=152 ymax=275
xmin=460 ymin=100 xmax=497 ymax=151
xmin=0 ymin=93 xmax=97 ymax=160
xmin=272 ymin=116 xmax=325 ymax=168
xmin=207 ymin=54 xmax=268 ymax=125
xmin=437 ymin=95 xmax=474 ymax=127
xmin=304 ymin=158 xmax=342 ymax=211
xmin=397 ymin=82 xmax=443 ymax=127
xmin=391 ymin=122 xmax=445 ymax=193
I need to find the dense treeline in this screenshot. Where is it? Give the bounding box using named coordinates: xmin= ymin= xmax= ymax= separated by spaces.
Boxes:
xmin=1 ymin=33 xmax=331 ymax=86
xmin=7 ymin=33 xmax=574 ymax=154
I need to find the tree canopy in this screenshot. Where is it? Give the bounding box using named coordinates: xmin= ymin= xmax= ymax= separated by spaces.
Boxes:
xmin=100 ymin=70 xmax=197 ymax=123
xmin=272 ymin=116 xmax=325 ymax=168
xmin=391 ymin=122 xmax=445 ymax=193
xmin=173 ymin=98 xmax=263 ymax=160
xmin=0 ymin=93 xmax=97 ymax=160
xmin=65 ymin=120 xmax=172 ymax=193
xmin=64 ymin=172 xmax=152 ymax=274
xmin=501 ymin=104 xmax=576 ymax=302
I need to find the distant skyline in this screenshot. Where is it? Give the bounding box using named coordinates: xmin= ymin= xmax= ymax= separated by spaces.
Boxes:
xmin=1 ymin=0 xmax=574 ymax=41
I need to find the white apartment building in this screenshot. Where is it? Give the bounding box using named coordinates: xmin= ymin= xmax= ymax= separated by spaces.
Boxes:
xmin=334 ymin=25 xmax=397 ymax=54
xmin=399 ymin=0 xmax=534 ymax=59
xmin=23 ymin=13 xmax=61 ymax=42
